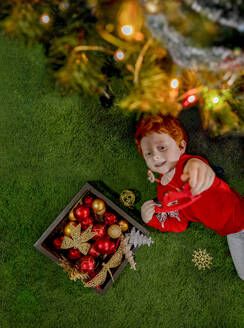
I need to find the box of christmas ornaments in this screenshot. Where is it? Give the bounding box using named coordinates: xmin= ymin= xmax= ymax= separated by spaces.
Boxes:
xmin=34 ymin=182 xmax=153 ymax=295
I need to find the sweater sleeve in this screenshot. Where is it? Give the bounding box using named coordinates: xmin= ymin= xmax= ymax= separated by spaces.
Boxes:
xmin=146 ymin=213 xmax=189 ymax=233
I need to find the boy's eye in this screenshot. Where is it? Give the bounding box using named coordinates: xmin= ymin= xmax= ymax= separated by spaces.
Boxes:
xmin=146 ymin=152 xmax=151 ymax=156
xmin=159 ymin=146 xmax=165 ymax=151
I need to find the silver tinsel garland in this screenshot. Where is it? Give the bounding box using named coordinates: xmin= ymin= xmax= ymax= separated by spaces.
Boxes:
xmin=142 ymin=0 xmax=244 ymax=72
xmin=182 ymin=0 xmax=244 ymax=32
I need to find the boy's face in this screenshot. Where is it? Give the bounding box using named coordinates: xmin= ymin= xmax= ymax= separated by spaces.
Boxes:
xmin=140 ymin=132 xmax=186 ymax=175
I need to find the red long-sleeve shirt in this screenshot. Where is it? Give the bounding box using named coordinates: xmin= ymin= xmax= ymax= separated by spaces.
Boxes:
xmin=146 ymin=154 xmax=244 ymax=236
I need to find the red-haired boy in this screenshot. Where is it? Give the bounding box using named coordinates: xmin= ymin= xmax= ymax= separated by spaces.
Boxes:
xmin=135 ymin=113 xmax=244 ymax=280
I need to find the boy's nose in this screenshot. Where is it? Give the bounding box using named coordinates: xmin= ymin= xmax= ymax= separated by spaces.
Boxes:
xmin=153 ymin=151 xmax=161 ymax=160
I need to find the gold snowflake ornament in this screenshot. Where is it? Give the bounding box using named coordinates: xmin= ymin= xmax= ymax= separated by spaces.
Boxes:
xmin=192 ymin=249 xmax=213 ymax=270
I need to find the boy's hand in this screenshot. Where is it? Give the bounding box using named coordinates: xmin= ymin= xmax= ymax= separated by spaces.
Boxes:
xmin=181 ymin=158 xmax=215 ymax=196
xmin=141 ymin=200 xmax=155 ymax=223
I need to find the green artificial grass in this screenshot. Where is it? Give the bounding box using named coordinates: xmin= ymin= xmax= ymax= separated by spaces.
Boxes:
xmin=0 ymin=33 xmax=244 ymax=328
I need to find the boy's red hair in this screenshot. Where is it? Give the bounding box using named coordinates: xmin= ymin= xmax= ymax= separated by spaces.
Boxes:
xmin=135 ymin=114 xmax=188 ymax=156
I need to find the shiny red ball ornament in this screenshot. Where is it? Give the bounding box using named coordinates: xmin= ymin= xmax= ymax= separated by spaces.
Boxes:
xmin=95 ymin=237 xmax=116 ymax=255
xmin=92 ymin=224 xmax=106 ymax=240
xmin=89 ymin=270 xmax=97 ymax=279
xmin=79 ymin=255 xmax=96 ymax=274
xmin=108 ymin=240 xmax=116 ymax=254
xmin=104 ymin=212 xmax=117 ymax=226
xmin=68 ymin=248 xmax=82 ymax=260
xmin=73 ymin=204 xmax=90 ymax=220
xmin=80 ymin=216 xmax=94 ymax=230
xmin=83 ymin=195 xmax=93 ymax=207
xmin=53 ymin=236 xmax=64 ymax=250
xmin=88 ymin=243 xmax=101 ymax=258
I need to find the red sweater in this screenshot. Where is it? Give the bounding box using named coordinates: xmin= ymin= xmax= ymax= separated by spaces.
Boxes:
xmin=147 ymin=154 xmax=244 ymax=236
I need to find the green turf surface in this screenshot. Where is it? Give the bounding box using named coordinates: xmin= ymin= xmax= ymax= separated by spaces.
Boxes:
xmin=0 ymin=33 xmax=244 ymax=328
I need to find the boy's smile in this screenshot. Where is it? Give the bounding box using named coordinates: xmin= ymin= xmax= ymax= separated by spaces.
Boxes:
xmin=140 ymin=132 xmax=186 ymax=175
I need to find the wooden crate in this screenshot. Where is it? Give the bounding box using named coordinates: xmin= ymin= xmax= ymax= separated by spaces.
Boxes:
xmin=34 ymin=182 xmax=149 ymax=295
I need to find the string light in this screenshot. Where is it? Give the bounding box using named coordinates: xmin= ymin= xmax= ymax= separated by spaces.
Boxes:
xmin=170 ymin=79 xmax=179 ymax=89
xmin=212 ymin=96 xmax=219 ymax=104
xmin=187 ymin=95 xmax=196 ymax=103
xmin=183 ymin=94 xmax=198 ymax=108
xmin=121 ymin=25 xmax=133 ymax=36
xmin=114 ymin=50 xmax=125 ymax=61
xmin=145 ymin=0 xmax=161 ymax=14
xmin=40 ymin=14 xmax=50 ymax=24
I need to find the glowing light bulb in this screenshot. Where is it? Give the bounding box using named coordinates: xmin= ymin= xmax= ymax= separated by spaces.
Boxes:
xmin=121 ymin=25 xmax=133 ymax=36
xmin=212 ymin=97 xmax=219 ymax=104
xmin=187 ymin=95 xmax=196 ymax=103
xmin=114 ymin=50 xmax=125 ymax=61
xmin=145 ymin=2 xmax=160 ymax=14
xmin=170 ymin=79 xmax=179 ymax=89
xmin=40 ymin=14 xmax=50 ymax=24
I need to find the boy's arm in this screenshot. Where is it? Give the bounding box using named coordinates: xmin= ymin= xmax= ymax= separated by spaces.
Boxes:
xmin=181 ymin=157 xmax=215 ymax=196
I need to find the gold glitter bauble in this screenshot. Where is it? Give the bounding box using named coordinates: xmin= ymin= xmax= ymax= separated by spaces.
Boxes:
xmin=120 ymin=190 xmax=135 ymax=207
xmin=107 ymin=224 xmax=122 ymax=239
xmin=64 ymin=222 xmax=77 ymax=237
xmin=92 ymin=199 xmax=105 ymax=213
xmin=68 ymin=210 xmax=76 ymax=221
xmin=118 ymin=219 xmax=129 ymax=232
xmin=96 ymin=207 xmax=106 ymax=215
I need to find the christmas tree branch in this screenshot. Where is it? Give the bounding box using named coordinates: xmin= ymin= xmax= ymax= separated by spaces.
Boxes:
xmin=134 ymin=38 xmax=153 ymax=85
xmin=183 ymin=0 xmax=244 ymax=32
xmin=73 ymin=45 xmax=114 ymax=55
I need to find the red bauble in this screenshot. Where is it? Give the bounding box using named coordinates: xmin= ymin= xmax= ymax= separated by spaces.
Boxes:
xmin=53 ymin=236 xmax=64 ymax=250
xmin=83 ymin=195 xmax=93 ymax=207
xmin=104 ymin=212 xmax=117 ymax=226
xmin=108 ymin=240 xmax=116 ymax=254
xmin=88 ymin=270 xmax=97 ymax=279
xmin=79 ymin=255 xmax=96 ymax=274
xmin=92 ymin=224 xmax=106 ymax=240
xmin=95 ymin=237 xmax=116 ymax=255
xmin=68 ymin=248 xmax=82 ymax=260
xmin=80 ymin=216 xmax=94 ymax=230
xmin=73 ymin=205 xmax=90 ymax=220
xmin=88 ymin=243 xmax=101 ymax=258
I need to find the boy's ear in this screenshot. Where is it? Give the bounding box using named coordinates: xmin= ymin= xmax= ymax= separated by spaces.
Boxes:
xmin=179 ymin=140 xmax=187 ymax=154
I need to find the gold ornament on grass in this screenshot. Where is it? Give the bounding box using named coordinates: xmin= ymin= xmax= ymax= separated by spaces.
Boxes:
xmin=120 ymin=190 xmax=135 ymax=208
xmin=84 ymin=245 xmax=123 ymax=287
xmin=61 ymin=224 xmax=97 ymax=255
xmin=192 ymin=249 xmax=213 ymax=270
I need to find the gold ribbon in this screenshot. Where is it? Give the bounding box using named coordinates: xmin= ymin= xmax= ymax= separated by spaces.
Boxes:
xmin=61 ymin=224 xmax=97 ymax=255
xmin=84 ymin=245 xmax=123 ymax=287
